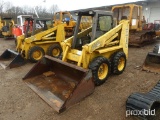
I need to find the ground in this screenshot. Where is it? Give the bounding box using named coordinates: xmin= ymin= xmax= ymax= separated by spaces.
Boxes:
xmin=0 ymin=38 xmax=160 ymax=120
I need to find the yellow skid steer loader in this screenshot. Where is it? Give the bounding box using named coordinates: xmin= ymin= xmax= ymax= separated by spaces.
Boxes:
xmin=23 ymin=10 xmax=129 ymax=113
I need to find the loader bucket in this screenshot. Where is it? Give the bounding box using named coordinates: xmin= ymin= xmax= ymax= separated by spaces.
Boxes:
xmin=23 ymin=55 xmax=94 ymax=113
xmin=142 ymin=52 xmax=160 ymax=73
xmin=0 ymin=49 xmax=25 ymax=69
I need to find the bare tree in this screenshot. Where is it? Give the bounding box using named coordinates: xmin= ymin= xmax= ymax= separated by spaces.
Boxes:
xmin=3 ymin=1 xmax=13 ymax=12
xmin=0 ymin=0 xmax=6 ymax=16
xmin=22 ymin=5 xmax=33 ymax=14
xmin=0 ymin=0 xmax=60 ymax=21
xmin=49 ymin=4 xmax=59 ymax=15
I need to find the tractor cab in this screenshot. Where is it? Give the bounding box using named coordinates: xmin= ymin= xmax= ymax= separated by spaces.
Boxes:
xmin=112 ymin=4 xmax=142 ymax=31
xmin=71 ymin=10 xmax=114 ymax=49
xmin=24 ymin=17 xmax=52 ymax=38
xmin=13 ymin=15 xmax=33 ymax=38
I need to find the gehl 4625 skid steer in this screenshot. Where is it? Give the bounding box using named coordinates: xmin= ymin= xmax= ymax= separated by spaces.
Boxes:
xmin=23 ymin=10 xmax=129 ymax=113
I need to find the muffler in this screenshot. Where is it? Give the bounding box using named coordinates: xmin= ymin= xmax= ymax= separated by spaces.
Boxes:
xmin=0 ymin=49 xmax=25 ymax=69
xmin=23 ymin=55 xmax=94 ymax=113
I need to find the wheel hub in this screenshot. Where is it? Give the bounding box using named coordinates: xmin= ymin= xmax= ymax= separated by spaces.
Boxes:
xmin=52 ymin=48 xmax=60 ymax=56
xmin=118 ymin=57 xmax=125 ymax=71
xmin=98 ymin=63 xmax=108 ymax=80
xmin=33 ymin=50 xmax=42 ymax=60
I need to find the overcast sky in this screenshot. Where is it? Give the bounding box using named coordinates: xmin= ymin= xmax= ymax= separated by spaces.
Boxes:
xmin=5 ymin=0 xmax=144 ymax=11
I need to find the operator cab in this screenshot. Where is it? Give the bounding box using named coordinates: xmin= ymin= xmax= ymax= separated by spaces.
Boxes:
xmin=112 ymin=4 xmax=142 ymax=30
xmin=24 ymin=18 xmax=52 ymax=38
xmin=72 ymin=10 xmax=113 ymax=49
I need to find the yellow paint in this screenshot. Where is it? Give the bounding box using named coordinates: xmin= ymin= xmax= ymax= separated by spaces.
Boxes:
xmin=98 ymin=63 xmax=108 ymax=80
xmin=112 ymin=4 xmax=142 ymax=31
xmin=52 ymin=48 xmax=60 ymax=57
xmin=32 ymin=50 xmax=43 ymax=61
xmin=1 ymin=18 xmax=14 ymax=37
xmin=118 ymin=57 xmax=125 ymax=71
xmin=61 ymin=20 xmax=129 ymax=69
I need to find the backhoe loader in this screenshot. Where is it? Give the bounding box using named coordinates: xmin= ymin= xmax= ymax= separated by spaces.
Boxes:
xmin=1 ymin=17 xmax=14 ymax=39
xmin=53 ymin=11 xmax=92 ymax=31
xmin=112 ymin=4 xmax=160 ymax=47
xmin=0 ymin=12 xmax=92 ymax=69
xmin=23 ymin=10 xmax=129 ymax=113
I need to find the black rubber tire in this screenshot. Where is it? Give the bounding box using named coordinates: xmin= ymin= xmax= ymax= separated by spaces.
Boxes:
xmin=111 ymin=52 xmax=126 ymax=75
xmin=47 ymin=44 xmax=62 ymax=58
xmin=28 ymin=46 xmax=45 ymax=63
xmin=89 ymin=56 xmax=111 ymax=86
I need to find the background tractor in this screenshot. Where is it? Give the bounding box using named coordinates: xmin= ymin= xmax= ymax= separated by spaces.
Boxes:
xmin=112 ymin=4 xmax=160 ymax=47
xmin=1 ymin=17 xmax=14 ymax=39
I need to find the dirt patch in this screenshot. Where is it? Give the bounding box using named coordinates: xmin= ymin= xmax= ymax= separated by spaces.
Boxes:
xmin=0 ymin=38 xmax=160 ymax=120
